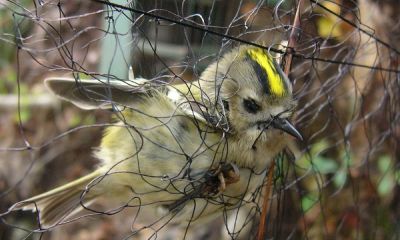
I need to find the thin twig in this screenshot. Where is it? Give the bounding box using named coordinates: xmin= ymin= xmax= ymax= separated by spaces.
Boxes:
xmin=256 ymin=1 xmax=304 ymax=239
xmin=284 ymin=0 xmax=304 ymax=75
xmin=256 ymin=164 xmax=275 ymax=240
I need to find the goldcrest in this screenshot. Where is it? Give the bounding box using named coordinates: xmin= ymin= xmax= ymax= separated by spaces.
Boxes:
xmin=9 ymin=45 xmax=302 ymax=230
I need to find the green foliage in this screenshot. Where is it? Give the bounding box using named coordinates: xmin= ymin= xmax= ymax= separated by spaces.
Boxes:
xmin=297 ymin=140 xmax=339 ymax=174
xmin=301 ymin=193 xmax=319 ymax=212
xmin=297 ymin=140 xmax=356 ymax=190
xmin=297 ymin=139 xmax=398 ymax=216
xmin=333 ymin=169 xmax=347 ymax=189
xmin=377 ymin=155 xmax=397 ymax=197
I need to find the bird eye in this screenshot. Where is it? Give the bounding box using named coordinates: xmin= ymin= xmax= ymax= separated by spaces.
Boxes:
xmin=243 ymin=98 xmax=260 ymax=114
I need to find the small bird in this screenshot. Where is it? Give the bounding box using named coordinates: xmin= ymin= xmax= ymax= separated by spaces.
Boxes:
xmin=9 ymin=45 xmax=302 ymax=230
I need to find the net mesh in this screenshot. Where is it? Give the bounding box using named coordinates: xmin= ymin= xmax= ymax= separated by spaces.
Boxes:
xmin=0 ymin=0 xmax=399 ymax=239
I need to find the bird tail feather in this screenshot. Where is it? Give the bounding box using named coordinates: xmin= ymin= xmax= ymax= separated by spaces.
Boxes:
xmin=10 ymin=169 xmax=103 ymax=228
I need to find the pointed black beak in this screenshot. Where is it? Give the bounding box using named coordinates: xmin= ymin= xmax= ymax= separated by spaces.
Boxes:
xmin=271 ymin=118 xmax=303 ymax=141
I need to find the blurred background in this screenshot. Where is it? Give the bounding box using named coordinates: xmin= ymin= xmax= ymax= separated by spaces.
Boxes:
xmin=0 ymin=0 xmax=399 ymax=239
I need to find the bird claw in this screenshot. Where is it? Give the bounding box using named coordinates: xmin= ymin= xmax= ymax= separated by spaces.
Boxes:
xmin=163 ymin=163 xmax=240 ymax=212
xmin=205 ymin=163 xmax=240 ymax=197
xmin=220 ymin=162 xmax=240 ymax=185
xmin=217 ymin=172 xmax=226 ymax=193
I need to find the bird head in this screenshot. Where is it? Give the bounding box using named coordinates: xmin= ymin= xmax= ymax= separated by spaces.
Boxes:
xmin=198 ymin=46 xmax=302 ymax=141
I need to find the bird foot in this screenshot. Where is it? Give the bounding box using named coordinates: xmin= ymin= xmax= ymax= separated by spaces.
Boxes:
xmin=163 ymin=163 xmax=241 ymax=212
xmin=205 ymin=163 xmax=240 ymax=197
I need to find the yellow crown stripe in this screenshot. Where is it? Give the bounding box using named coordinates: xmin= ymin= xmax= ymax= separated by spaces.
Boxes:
xmin=247 ymin=48 xmax=286 ymax=97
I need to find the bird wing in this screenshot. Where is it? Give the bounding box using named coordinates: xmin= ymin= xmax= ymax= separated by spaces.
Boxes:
xmin=45 ymin=77 xmax=154 ymax=110
xmin=45 ymin=77 xmax=211 ymax=125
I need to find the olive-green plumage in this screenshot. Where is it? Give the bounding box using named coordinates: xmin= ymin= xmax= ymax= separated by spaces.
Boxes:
xmin=10 ymin=46 xmax=301 ymax=229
